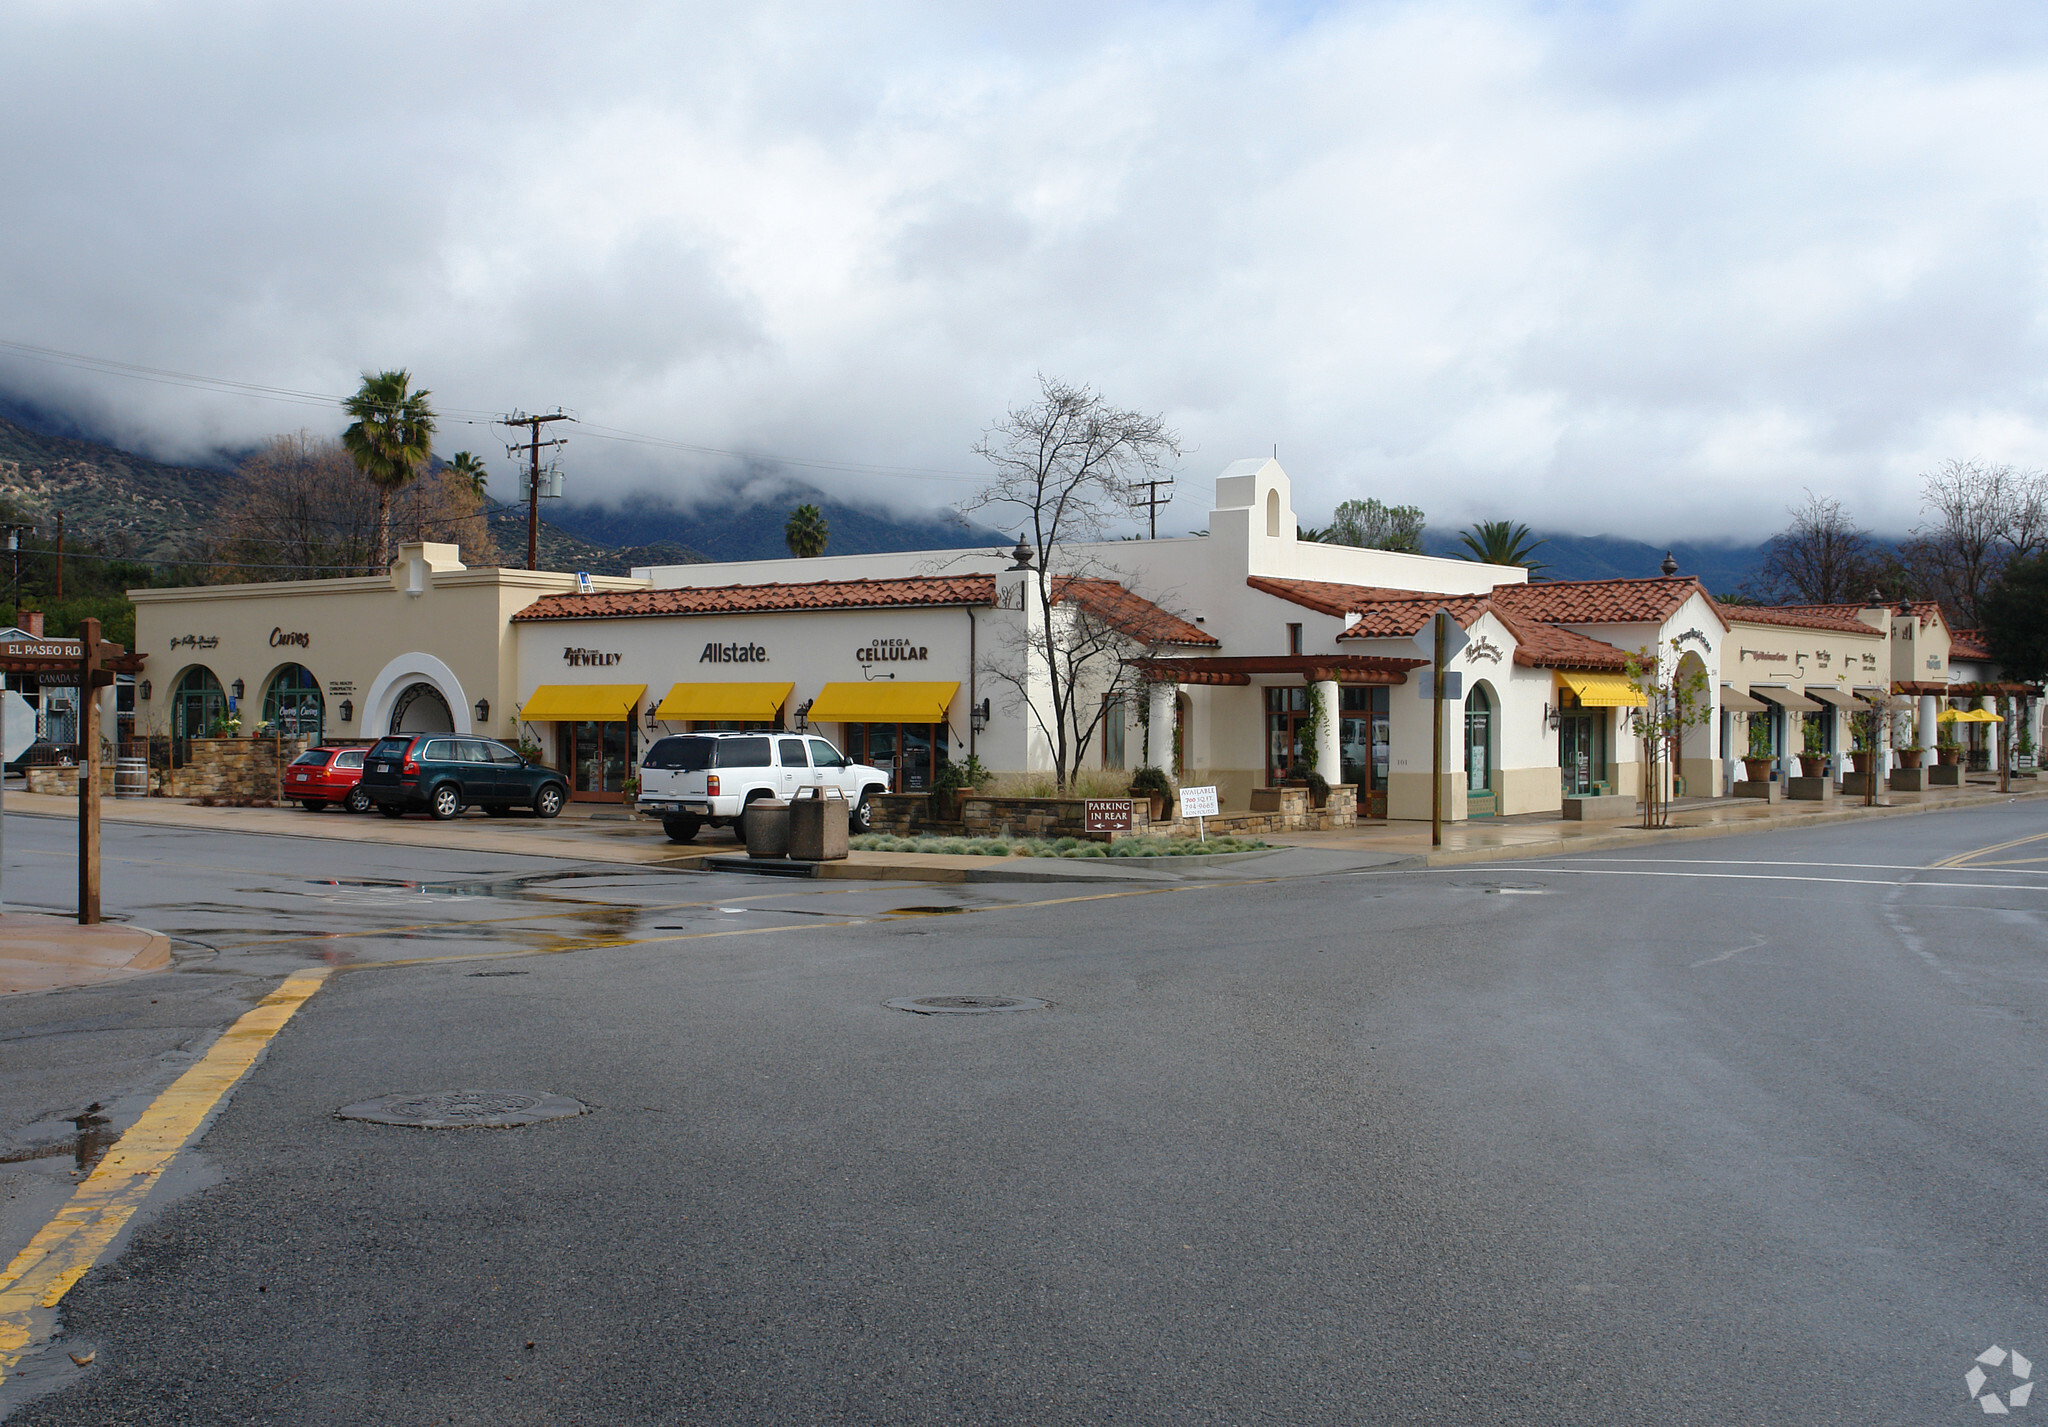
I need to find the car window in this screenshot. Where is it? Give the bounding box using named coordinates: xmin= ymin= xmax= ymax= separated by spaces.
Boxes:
xmin=807 ymin=738 xmax=842 ymax=768
xmin=778 ymin=738 xmax=809 ymax=768
xmin=290 ymin=750 xmax=333 ymax=767
xmin=486 ymin=742 xmax=523 ymax=766
xmin=334 ymin=750 xmax=364 ymax=769
xmin=714 ymin=737 xmax=773 ymax=769
xmin=455 ymin=740 xmax=492 ymax=764
xmin=370 ymin=737 xmax=413 ymax=761
xmin=642 ymin=736 xmax=715 ymax=771
xmin=422 ymin=739 xmax=456 ymax=761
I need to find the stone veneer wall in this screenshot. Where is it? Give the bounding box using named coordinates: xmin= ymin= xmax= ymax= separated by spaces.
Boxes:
xmin=162 ymin=737 xmax=314 ymax=802
xmin=868 ymin=786 xmax=1361 ymax=840
xmin=1177 ymin=784 xmax=1358 ymax=835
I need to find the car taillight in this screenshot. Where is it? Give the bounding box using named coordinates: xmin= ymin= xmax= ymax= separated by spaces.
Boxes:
xmin=706 ymin=774 xmax=720 ymax=796
xmin=402 ymin=758 xmax=418 ymax=776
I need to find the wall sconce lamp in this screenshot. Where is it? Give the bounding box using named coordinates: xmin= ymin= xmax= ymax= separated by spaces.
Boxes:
xmin=971 ymin=697 xmax=991 ymax=733
xmin=338 ymin=699 xmax=353 ymax=722
xmin=474 ymin=698 xmax=490 ymax=723
xmin=229 ymin=678 xmax=245 ymax=700
xmin=645 ymin=701 xmax=660 ymax=730
xmin=139 ymin=679 xmax=151 ymax=701
xmin=1542 ymin=701 xmax=1560 ymax=732
xmin=794 ymin=698 xmax=813 ymax=732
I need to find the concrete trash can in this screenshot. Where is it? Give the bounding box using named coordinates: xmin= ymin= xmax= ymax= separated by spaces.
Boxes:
xmin=788 ymin=786 xmax=849 ymax=861
xmin=742 ymin=798 xmax=791 ymax=858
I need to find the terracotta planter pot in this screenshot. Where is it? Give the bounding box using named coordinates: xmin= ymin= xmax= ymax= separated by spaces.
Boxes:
xmin=1849 ymin=751 xmax=1874 ymax=774
xmin=1798 ymin=755 xmax=1827 ymax=778
xmin=1742 ymin=757 xmax=1774 ymax=782
xmin=1898 ymin=749 xmax=1924 ymax=770
xmin=1937 ymin=748 xmax=1962 ymax=766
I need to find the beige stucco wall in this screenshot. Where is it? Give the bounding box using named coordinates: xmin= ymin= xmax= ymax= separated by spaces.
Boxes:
xmin=130 ymin=545 xmax=646 ymax=745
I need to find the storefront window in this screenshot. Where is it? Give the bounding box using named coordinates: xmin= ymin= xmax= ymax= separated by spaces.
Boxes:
xmin=1102 ymin=696 xmax=1127 ymax=769
xmin=1265 ymin=686 xmax=1309 ymax=785
xmin=844 ymin=722 xmax=950 ymax=792
xmin=558 ymin=721 xmax=636 ymax=799
xmin=1339 ymin=686 xmax=1390 ymax=817
xmin=1559 ymin=699 xmax=1606 ymax=796
xmin=172 ymin=666 xmax=224 ymax=759
xmin=262 ymin=664 xmax=324 ymax=742
xmin=1464 ymin=685 xmax=1493 ymax=794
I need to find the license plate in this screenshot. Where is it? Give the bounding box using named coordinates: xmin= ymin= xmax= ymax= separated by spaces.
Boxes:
xmin=375 ymin=763 xmax=389 ymax=772
xmin=293 ymin=773 xmax=307 ymax=781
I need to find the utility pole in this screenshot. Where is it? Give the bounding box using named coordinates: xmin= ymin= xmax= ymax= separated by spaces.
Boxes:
xmin=1431 ymin=611 xmax=1445 ymax=848
xmin=496 ymin=411 xmax=571 ymax=570
xmin=1139 ymin=478 xmax=1174 ymax=539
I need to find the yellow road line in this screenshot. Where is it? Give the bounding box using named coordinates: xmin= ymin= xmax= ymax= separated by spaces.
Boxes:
xmin=1930 ymin=830 xmax=2048 ymax=869
xmin=0 ymin=969 xmax=330 ymax=1385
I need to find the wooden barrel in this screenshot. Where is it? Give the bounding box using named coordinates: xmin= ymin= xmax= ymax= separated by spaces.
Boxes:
xmin=114 ymin=756 xmax=148 ymax=800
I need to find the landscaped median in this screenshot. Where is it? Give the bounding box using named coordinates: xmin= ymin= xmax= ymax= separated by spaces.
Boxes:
xmin=849 ymin=832 xmax=1269 ymax=858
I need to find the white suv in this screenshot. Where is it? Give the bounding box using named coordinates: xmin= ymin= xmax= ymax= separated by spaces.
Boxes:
xmin=637 ymin=732 xmax=891 ymax=843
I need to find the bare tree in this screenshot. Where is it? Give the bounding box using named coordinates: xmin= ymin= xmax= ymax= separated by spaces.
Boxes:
xmin=209 ymin=432 xmax=496 ymax=581
xmin=1752 ymin=490 xmax=1874 ymax=604
xmin=963 ymin=376 xmax=1181 ymax=790
xmin=1904 ymin=458 xmax=2048 ymax=626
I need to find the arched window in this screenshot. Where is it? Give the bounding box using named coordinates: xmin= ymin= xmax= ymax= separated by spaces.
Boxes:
xmin=172 ymin=666 xmax=225 ymax=757
xmin=391 ymin=682 xmax=454 ymax=734
xmin=1265 ymin=488 xmax=1281 ymax=538
xmin=263 ymin=664 xmax=324 ymax=742
xmin=1464 ymin=684 xmax=1493 ymax=794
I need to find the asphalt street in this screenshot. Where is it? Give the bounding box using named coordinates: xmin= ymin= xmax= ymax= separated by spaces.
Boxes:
xmin=3 ymin=802 xmax=2047 ymax=1423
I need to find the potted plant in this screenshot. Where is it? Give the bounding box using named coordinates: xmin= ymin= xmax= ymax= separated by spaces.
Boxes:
xmin=1303 ymin=768 xmax=1330 ymax=809
xmin=1798 ymin=717 xmax=1827 ymax=779
xmin=1848 ymin=715 xmax=1874 ymax=774
xmin=621 ymin=772 xmax=641 ymax=800
xmin=1937 ymin=732 xmax=1962 ymax=766
xmin=1742 ymin=717 xmax=1774 ymax=783
xmin=931 ymin=754 xmax=991 ymax=821
xmin=1897 ymin=744 xmax=1925 ymax=770
xmin=1129 ymin=765 xmax=1175 ymax=821
xmin=2019 ymin=722 xmax=2037 ymax=773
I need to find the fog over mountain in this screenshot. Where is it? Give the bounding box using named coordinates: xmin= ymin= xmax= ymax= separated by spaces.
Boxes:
xmin=5 ymin=2 xmax=2046 ymax=543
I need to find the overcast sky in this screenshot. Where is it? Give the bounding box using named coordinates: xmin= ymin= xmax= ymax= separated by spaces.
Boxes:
xmin=4 ymin=1 xmax=2045 ymax=542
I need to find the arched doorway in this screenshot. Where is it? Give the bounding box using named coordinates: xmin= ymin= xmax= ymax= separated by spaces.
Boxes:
xmin=1464 ymin=683 xmax=1495 ymax=817
xmin=173 ymin=666 xmax=225 ymax=760
xmin=263 ymin=664 xmax=324 ymax=742
xmin=390 ymin=682 xmax=454 ymax=734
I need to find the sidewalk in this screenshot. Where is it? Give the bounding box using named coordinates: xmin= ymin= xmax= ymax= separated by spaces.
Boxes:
xmin=0 ymin=912 xmax=170 ymax=996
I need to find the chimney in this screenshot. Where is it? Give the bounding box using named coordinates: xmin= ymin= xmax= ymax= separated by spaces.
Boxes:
xmin=17 ymin=610 xmax=43 ymax=637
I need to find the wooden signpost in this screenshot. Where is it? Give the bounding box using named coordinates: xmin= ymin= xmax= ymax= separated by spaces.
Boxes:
xmin=0 ymin=620 xmax=144 ymax=925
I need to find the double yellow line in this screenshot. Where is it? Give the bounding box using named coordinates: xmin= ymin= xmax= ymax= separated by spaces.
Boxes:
xmin=1929 ymin=830 xmax=2048 ymax=870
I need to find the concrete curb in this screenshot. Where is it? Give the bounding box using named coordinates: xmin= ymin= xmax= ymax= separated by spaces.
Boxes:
xmin=0 ymin=914 xmax=172 ymax=997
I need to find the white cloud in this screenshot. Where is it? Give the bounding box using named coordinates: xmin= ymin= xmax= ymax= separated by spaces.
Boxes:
xmin=2 ymin=0 xmax=2046 ymax=542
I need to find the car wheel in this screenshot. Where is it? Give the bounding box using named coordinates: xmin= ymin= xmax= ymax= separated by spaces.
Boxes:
xmin=344 ymin=786 xmax=372 ymax=815
xmin=851 ymin=790 xmax=877 ymax=834
xmin=378 ymin=804 xmax=406 ymax=819
xmin=429 ymin=784 xmax=463 ymax=821
xmin=662 ymin=814 xmax=701 ymax=844
xmin=301 ymin=799 xmax=329 ymax=812
xmin=533 ymin=783 xmax=565 ymax=819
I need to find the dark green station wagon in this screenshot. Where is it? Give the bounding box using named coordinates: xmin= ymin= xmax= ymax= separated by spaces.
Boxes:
xmin=359 ymin=734 xmax=570 ymax=820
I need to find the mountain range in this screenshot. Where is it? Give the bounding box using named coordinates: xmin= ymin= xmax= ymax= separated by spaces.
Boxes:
xmin=0 ymin=400 xmax=1776 ymax=591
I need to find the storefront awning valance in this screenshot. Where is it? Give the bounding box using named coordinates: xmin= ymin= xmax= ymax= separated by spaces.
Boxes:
xmin=807 ymin=681 xmax=960 ymax=724
xmin=1557 ymin=671 xmax=1647 ymax=707
xmin=1719 ymin=685 xmax=1768 ymax=712
xmin=1805 ymin=688 xmax=1862 ymax=710
xmin=521 ymin=683 xmax=647 ymax=722
xmin=1751 ymin=685 xmax=1822 ymax=713
xmin=654 ymin=681 xmax=793 ymax=722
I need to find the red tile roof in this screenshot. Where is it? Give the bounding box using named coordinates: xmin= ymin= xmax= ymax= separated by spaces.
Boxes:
xmin=1317 ymin=584 xmax=1635 ymax=670
xmin=1722 ymin=604 xmax=1880 ymax=634
xmin=1950 ymin=628 xmax=1992 ymax=661
xmin=1506 ymin=621 xmax=1632 ymax=671
xmin=1052 ymin=578 xmax=1217 ymax=647
xmin=1489 ymin=576 xmax=1709 ymax=625
xmin=513 ymin=574 xmax=996 ymax=621
xmin=1334 ymin=593 xmax=1495 ymax=640
xmin=1246 ymin=576 xmax=1435 ymax=617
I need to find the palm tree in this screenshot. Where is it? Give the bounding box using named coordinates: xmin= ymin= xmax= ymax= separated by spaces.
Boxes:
xmin=1458 ymin=519 xmax=1547 ymax=573
xmin=784 ymin=503 xmax=829 ymax=558
xmin=447 ymin=451 xmax=489 ymax=498
xmin=342 ymin=370 xmax=437 ymax=570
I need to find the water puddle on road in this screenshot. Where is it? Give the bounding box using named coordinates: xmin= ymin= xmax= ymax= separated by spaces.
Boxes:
xmin=0 ymin=1104 xmax=116 ymax=1175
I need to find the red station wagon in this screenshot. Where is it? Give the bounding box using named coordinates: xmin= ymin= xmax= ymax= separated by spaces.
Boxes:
xmin=287 ymin=746 xmax=372 ymax=813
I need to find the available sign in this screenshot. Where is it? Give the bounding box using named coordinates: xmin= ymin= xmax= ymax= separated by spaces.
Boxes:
xmin=1084 ymin=799 xmax=1133 ymax=831
xmin=1179 ymin=785 xmax=1219 ymax=818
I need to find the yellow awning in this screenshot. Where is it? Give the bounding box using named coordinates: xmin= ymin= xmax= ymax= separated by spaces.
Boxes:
xmin=520 ymin=683 xmax=647 ymax=722
xmin=1557 ymin=671 xmax=1647 ymax=707
xmin=806 ymin=681 xmax=961 ymax=724
xmin=654 ymin=681 xmax=793 ymax=722
xmin=1957 ymin=707 xmax=2004 ymax=723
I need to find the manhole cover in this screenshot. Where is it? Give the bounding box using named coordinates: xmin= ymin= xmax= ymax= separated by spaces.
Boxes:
xmin=467 ymin=969 xmax=529 ymax=977
xmin=335 ymin=1090 xmax=588 ymax=1129
xmin=886 ymin=995 xmax=1047 ymax=1015
xmin=889 ymin=905 xmax=968 ymax=916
